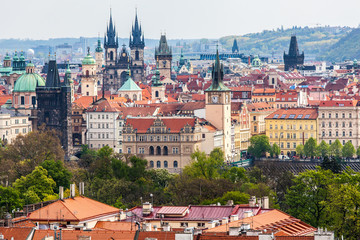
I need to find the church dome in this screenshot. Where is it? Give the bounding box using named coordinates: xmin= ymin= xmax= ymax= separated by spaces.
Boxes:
xmin=13 ymin=52 xmax=19 ymax=61
xmin=13 ymin=72 xmax=45 ymax=92
xmin=82 ymin=53 xmax=96 ymax=65
xmin=19 ymin=52 xmax=25 ymax=61
xmin=4 ymin=53 xmax=11 ymax=61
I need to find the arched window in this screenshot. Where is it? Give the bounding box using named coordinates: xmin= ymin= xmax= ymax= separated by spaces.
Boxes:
xmin=156 ymin=146 xmax=161 ymax=155
xmin=164 ymin=161 xmax=168 ymax=168
xmin=86 ymin=70 xmax=89 ymax=77
xmin=173 ymin=161 xmax=178 ymax=168
xmin=156 ymin=161 xmax=161 ymax=168
xmin=110 ymin=51 xmax=114 ymax=61
xmin=125 ymin=94 xmax=129 ymax=99
xmin=150 ymin=161 xmax=154 ymax=168
xmin=135 ymin=50 xmax=139 ymax=60
xmin=155 ymin=91 xmax=159 ymax=98
xmin=133 ymin=94 xmax=137 ymax=101
xmin=163 ymin=146 xmax=168 ymax=155
xmin=149 ymin=146 xmax=154 ymax=155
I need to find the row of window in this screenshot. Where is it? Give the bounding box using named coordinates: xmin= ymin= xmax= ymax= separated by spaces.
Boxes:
xmin=127 ymin=146 xmax=179 ymax=155
xmin=277 ymin=142 xmax=297 ymax=149
xmin=89 ymin=114 xmax=110 ymax=120
xmin=18 ymin=96 xmax=36 ymax=105
xmin=269 ymin=124 xmax=314 ymax=130
xmin=322 ymin=131 xmax=352 ymax=137
xmin=136 ymin=135 xmax=181 ymax=142
xmin=4 ymin=127 xmax=28 ymax=136
xmin=321 ymin=113 xmax=353 ymax=118
xmin=321 ymin=122 xmax=352 ymax=128
xmin=269 ymin=133 xmax=314 ymax=139
xmin=89 ymin=133 xmax=111 ymax=139
xmin=90 ymin=123 xmax=110 ymax=129
xmin=149 ymin=160 xmax=178 ymax=169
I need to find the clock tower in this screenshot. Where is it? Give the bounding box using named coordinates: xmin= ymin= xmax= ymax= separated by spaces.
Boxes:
xmin=155 ymin=34 xmax=172 ymax=79
xmin=205 ymin=49 xmax=231 ymax=160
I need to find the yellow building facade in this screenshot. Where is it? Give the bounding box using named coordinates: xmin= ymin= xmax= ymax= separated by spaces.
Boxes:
xmin=265 ymin=108 xmax=318 ymax=156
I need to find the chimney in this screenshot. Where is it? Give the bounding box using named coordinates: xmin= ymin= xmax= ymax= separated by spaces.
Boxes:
xmin=79 ymin=182 xmax=84 ymax=195
xmin=257 ymin=198 xmax=262 ymax=207
xmin=229 ymin=227 xmax=240 ymax=236
xmin=262 ymin=196 xmax=269 ymax=209
xmin=244 ymin=211 xmax=253 ymax=218
xmin=142 ymin=202 xmax=153 ymax=216
xmin=59 ymin=186 xmax=64 ymax=200
xmin=70 ymin=184 xmax=76 ymax=198
xmin=230 ymin=215 xmax=239 ymax=222
xmin=249 ymin=196 xmax=256 ymax=207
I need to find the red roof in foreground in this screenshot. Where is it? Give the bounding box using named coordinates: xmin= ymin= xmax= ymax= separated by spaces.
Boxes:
xmin=33 ymin=229 xmax=135 ymax=240
xmin=125 ymin=117 xmax=196 ymax=133
xmin=0 ymin=227 xmax=33 ymax=240
xmin=28 ymin=196 xmax=120 ymax=222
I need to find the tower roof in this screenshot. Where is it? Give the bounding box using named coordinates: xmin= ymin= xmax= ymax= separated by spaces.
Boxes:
xmin=287 ymin=35 xmax=301 ymax=57
xmin=45 ymin=60 xmax=61 ymax=88
xmin=232 ymin=39 xmax=239 ymax=53
xmin=205 ymin=49 xmax=230 ymax=92
xmin=118 ymin=69 xmax=141 ymax=91
xmin=104 ymin=9 xmax=118 ymax=48
xmin=13 ymin=71 xmax=45 ymax=92
xmin=82 ymin=48 xmax=96 ymax=65
xmin=155 ymin=35 xmax=172 ymax=56
xmin=129 ymin=10 xmax=145 ymax=48
xmin=95 ymin=38 xmax=103 ymax=52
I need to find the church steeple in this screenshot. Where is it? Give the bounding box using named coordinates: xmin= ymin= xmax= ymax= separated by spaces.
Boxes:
xmin=232 ymin=39 xmax=239 ymax=53
xmin=104 ymin=9 xmax=118 ymax=48
xmin=206 ymin=49 xmax=230 ymax=92
xmin=129 ymin=9 xmax=145 ymax=48
xmin=283 ymin=35 xmax=304 ymax=71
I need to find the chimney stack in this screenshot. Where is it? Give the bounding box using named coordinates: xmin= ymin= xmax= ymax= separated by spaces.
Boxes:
xmin=70 ymin=184 xmax=76 ymax=198
xmin=79 ymin=182 xmax=85 ymax=195
xmin=59 ymin=186 xmax=64 ymax=200
xmin=262 ymin=196 xmax=269 ymax=209
xmin=249 ymin=196 xmax=256 ymax=207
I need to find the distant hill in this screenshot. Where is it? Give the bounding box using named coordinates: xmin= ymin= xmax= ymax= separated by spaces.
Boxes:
xmin=317 ymin=28 xmax=360 ymax=62
xmin=219 ymin=26 xmax=352 ymax=60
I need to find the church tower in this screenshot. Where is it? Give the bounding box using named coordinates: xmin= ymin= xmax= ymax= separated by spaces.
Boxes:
xmin=205 ymin=49 xmax=231 ymax=160
xmin=81 ymin=48 xmax=97 ymax=97
xmin=95 ymin=38 xmax=104 ymax=72
xmin=283 ymin=35 xmax=304 ymax=71
xmin=151 ymin=63 xmax=166 ymax=102
xmin=232 ymin=39 xmax=239 ymax=53
xmin=129 ymin=10 xmax=145 ymax=82
xmin=155 ymin=34 xmax=172 ymax=79
xmin=104 ymin=9 xmax=119 ymax=91
xmin=36 ymin=58 xmax=72 ymax=158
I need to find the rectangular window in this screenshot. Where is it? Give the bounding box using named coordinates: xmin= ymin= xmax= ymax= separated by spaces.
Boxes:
xmin=22 ymin=128 xmax=26 ymax=133
xmin=172 ymin=147 xmax=179 ymax=154
xmin=293 ymin=142 xmax=296 ymax=148
xmin=127 ymin=147 xmax=131 ymax=154
xmin=22 ymin=119 xmax=26 ymax=124
xmin=138 ymin=147 xmax=145 ymax=154
xmin=287 ymin=142 xmax=290 ymax=148
xmin=15 ymin=129 xmax=19 ymax=134
xmin=90 ymin=115 xmax=92 ymax=119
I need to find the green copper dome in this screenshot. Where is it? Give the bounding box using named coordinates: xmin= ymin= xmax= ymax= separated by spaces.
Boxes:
xmin=13 ymin=52 xmax=19 ymax=61
xmin=95 ymin=39 xmax=103 ymax=53
xmin=13 ymin=72 xmax=45 ymax=92
xmin=26 ymin=62 xmax=35 ymax=67
xmin=19 ymin=52 xmax=25 ymax=61
xmin=82 ymin=53 xmax=96 ymax=65
xmin=4 ymin=53 xmax=10 ymax=61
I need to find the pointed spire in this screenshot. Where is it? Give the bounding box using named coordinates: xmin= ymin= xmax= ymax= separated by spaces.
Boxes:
xmin=205 ymin=48 xmax=230 ymax=92
xmin=104 ymin=8 xmax=118 ymax=48
xmin=129 ymin=9 xmax=145 ymax=49
xmin=232 ymin=39 xmax=239 ymax=53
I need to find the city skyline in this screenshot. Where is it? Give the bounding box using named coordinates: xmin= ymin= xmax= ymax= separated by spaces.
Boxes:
xmin=1 ymin=0 xmax=360 ymax=40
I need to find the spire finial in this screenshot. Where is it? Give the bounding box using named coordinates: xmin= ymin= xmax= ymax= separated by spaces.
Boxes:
xmin=87 ymin=47 xmax=90 ymax=55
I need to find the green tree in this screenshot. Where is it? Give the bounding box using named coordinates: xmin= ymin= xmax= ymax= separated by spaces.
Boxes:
xmin=342 ymin=141 xmax=355 ymax=158
xmin=271 ymin=143 xmax=281 ymax=157
xmin=128 ymin=156 xmax=148 ymax=182
xmin=40 ymin=160 xmax=72 ymax=192
xmin=295 ymin=144 xmax=304 ymax=157
xmin=285 ymin=167 xmax=334 ymax=227
xmin=13 ymin=166 xmax=56 ymax=203
xmin=78 ymin=145 xmax=97 ymax=168
xmin=357 ymin=146 xmax=360 ymax=158
xmin=321 ymin=156 xmax=341 ymax=173
xmin=222 ymin=167 xmax=248 ymax=184
xmin=304 ymin=137 xmax=317 ymax=158
xmin=184 ymin=148 xmax=224 ymax=180
xmin=317 ymin=140 xmax=330 ymax=158
xmin=247 ymin=135 xmax=271 ymax=159
xmin=0 ymin=186 xmax=23 ymax=217
xmin=90 ymin=146 xmax=114 ymax=179
xmin=329 ymin=139 xmax=343 ymax=158
xmin=202 ymin=191 xmax=250 ymax=205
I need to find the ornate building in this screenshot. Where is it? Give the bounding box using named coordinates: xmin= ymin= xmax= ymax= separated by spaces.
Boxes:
xmin=283 ymin=35 xmax=304 ymax=71
xmin=155 ymin=35 xmax=172 ymax=79
xmin=103 ymin=11 xmax=145 ymax=92
xmin=36 ymin=59 xmax=72 ymax=158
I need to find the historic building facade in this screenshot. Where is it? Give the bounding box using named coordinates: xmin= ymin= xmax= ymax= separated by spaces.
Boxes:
xmin=103 ymin=11 xmax=145 ymax=92
xmin=122 ymin=117 xmax=202 ymax=173
xmin=265 ymin=108 xmax=318 ymax=156
xmin=318 ymin=100 xmax=360 ymax=148
xmin=155 ymin=35 xmax=172 ymax=79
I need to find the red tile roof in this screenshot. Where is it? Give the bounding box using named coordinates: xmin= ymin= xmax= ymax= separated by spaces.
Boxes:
xmin=125 ymin=117 xmax=196 ymax=133
xmin=319 ymin=100 xmax=357 ymax=107
xmin=94 ymin=221 xmax=136 ymax=231
xmin=138 ymin=231 xmax=175 ymax=240
xmin=28 ymin=196 xmax=120 ymax=222
xmin=157 ymin=206 xmax=189 ymax=215
xmin=33 ymin=229 xmax=135 ymax=240
xmin=265 ymin=108 xmax=318 ymax=120
xmin=0 ymin=227 xmax=33 ymax=240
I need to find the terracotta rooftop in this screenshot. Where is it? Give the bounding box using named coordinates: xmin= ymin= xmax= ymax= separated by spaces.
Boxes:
xmin=319 ymin=100 xmax=358 ymax=107
xmin=33 ymin=229 xmax=135 ymax=240
xmin=94 ymin=221 xmax=136 ymax=231
xmin=205 ymin=209 xmax=316 ymax=236
xmin=0 ymin=227 xmax=34 ymax=240
xmin=28 ymin=196 xmax=120 ymax=222
xmin=265 ymin=108 xmax=318 ymax=120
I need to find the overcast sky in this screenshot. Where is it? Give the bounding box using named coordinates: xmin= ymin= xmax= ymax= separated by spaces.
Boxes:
xmin=1 ymin=0 xmax=360 ymax=40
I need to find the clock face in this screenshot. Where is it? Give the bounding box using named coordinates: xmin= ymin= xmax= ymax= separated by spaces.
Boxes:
xmin=212 ymin=95 xmax=219 ymax=103
xmin=122 ymin=53 xmax=126 ymax=57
